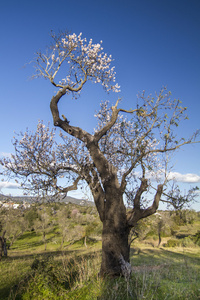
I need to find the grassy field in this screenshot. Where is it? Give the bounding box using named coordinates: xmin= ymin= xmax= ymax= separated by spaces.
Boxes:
xmin=1 ymin=233 xmax=200 ymax=299
xmin=1 ymin=206 xmax=200 ymax=299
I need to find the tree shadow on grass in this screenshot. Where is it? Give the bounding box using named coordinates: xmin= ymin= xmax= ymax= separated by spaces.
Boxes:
xmin=11 ymin=233 xmax=56 ymax=251
xmin=2 ymin=248 xmax=82 ymax=263
xmin=130 ymin=246 xmax=200 ymax=268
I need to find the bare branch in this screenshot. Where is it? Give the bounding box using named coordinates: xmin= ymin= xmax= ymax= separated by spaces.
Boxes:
xmin=94 ymin=98 xmax=137 ymax=142
xmin=54 ymin=175 xmax=81 ymax=194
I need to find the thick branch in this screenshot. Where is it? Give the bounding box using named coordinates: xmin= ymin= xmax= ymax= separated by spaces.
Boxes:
xmin=50 ymin=87 xmax=94 ymax=144
xmin=134 ymin=178 xmax=148 ymax=209
xmin=127 ymin=184 xmax=163 ymax=227
xmin=77 ymin=162 xmax=105 ymax=221
xmin=141 ymin=184 xmax=163 ymax=218
xmin=50 ymin=87 xmax=68 ymax=124
xmin=85 ymin=175 xmax=105 ymax=221
xmin=50 ymin=87 xmax=119 ymax=192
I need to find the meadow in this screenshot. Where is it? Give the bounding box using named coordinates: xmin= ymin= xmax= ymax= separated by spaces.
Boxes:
xmin=0 ymin=204 xmax=200 ymax=299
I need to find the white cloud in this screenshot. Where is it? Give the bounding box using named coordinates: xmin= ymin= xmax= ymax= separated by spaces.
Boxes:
xmin=0 ymin=182 xmax=20 ymax=189
xmin=134 ymin=170 xmax=200 ymax=184
xmin=168 ymin=172 xmax=200 ymax=183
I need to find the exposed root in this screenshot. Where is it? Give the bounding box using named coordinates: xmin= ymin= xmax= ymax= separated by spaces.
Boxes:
xmin=119 ymin=254 xmax=132 ymax=280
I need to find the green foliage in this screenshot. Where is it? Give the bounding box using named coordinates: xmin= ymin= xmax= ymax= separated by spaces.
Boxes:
xmin=192 ymin=230 xmax=200 ymax=246
xmin=0 ymin=219 xmax=3 ymax=233
xmin=20 ymin=253 xmax=102 ymax=300
xmin=181 ymin=237 xmax=196 ymax=248
xmin=164 ymin=236 xmax=196 ymax=248
xmin=170 ymin=223 xmax=180 ymax=236
xmin=23 ymin=256 xmax=72 ymax=299
xmin=172 ymin=209 xmax=197 ymax=226
xmin=164 ymin=239 xmax=180 ymax=247
xmin=24 ymin=207 xmax=38 ymax=228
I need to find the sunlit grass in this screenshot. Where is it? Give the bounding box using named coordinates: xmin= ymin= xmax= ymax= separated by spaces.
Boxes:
xmin=1 ymin=243 xmax=200 ymax=300
xmin=1 ymin=211 xmax=200 ymax=299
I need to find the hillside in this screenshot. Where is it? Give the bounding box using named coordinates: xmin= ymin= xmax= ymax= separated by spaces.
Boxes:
xmin=0 ymin=193 xmax=94 ymax=206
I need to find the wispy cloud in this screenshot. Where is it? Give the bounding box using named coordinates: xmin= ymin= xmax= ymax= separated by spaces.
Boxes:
xmin=134 ymin=170 xmax=200 ymax=184
xmin=167 ymin=172 xmax=200 ymax=183
xmin=0 ymin=182 xmax=20 ymax=189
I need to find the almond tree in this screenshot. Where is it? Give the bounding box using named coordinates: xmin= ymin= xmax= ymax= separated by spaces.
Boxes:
xmin=0 ymin=208 xmax=28 ymax=250
xmin=0 ymin=230 xmax=6 ymax=260
xmin=33 ymin=207 xmax=53 ymax=251
xmin=1 ymin=31 xmax=199 ymax=277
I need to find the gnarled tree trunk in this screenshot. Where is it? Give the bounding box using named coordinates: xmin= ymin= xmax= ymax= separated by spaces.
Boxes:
xmin=100 ymin=221 xmax=130 ymax=276
xmin=99 ymin=193 xmax=131 ymax=277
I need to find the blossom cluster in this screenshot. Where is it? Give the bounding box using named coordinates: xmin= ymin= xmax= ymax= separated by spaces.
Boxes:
xmin=35 ymin=32 xmax=120 ymax=94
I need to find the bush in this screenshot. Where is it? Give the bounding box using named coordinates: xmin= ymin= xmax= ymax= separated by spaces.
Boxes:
xmin=164 ymin=236 xmax=197 ymax=248
xmin=191 ymin=231 xmax=200 ymax=246
xmin=24 ymin=208 xmax=39 ymax=229
xmin=22 ymin=256 xmax=77 ymax=299
xmin=181 ymin=237 xmax=196 ymax=248
xmin=170 ymin=224 xmax=180 ymax=236
xmin=164 ymin=239 xmax=180 ymax=247
xmin=20 ymin=253 xmax=101 ymax=299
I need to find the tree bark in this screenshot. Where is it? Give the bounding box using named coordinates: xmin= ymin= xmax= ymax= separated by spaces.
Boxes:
xmin=84 ymin=236 xmax=87 ymax=248
xmin=43 ymin=232 xmax=46 ymax=251
xmin=158 ymin=232 xmax=161 ymax=247
xmin=100 ymin=221 xmax=130 ymax=277
xmin=99 ymin=193 xmax=131 ymax=277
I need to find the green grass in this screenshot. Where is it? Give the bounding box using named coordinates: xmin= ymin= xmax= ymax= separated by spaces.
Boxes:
xmin=130 ymin=246 xmax=200 ymax=299
xmin=1 ymin=242 xmax=200 ymax=299
xmin=1 ymin=210 xmax=200 ymax=299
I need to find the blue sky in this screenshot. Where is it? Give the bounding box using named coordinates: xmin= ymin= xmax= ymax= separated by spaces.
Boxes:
xmin=0 ymin=0 xmax=200 ymax=210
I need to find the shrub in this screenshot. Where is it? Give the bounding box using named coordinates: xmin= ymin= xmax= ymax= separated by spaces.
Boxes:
xmin=20 ymin=253 xmax=102 ymax=299
xmin=170 ymin=224 xmax=180 ymax=236
xmin=24 ymin=208 xmax=39 ymax=229
xmin=191 ymin=231 xmax=200 ymax=246
xmin=180 ymin=237 xmax=196 ymax=248
xmin=164 ymin=239 xmax=180 ymax=247
xmin=22 ymin=256 xmax=78 ymax=299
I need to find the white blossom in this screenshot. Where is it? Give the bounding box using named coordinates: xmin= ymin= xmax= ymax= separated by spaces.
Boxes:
xmin=33 ymin=32 xmax=120 ymax=95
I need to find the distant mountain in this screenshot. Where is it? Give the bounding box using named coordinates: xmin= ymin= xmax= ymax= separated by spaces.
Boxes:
xmin=0 ymin=194 xmax=94 ymax=206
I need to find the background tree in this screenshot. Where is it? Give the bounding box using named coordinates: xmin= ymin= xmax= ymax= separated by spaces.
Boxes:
xmin=0 ymin=208 xmax=28 ymax=250
xmin=158 ymin=181 xmax=199 ymax=211
xmin=56 ymin=207 xmax=76 ymax=249
xmin=24 ymin=207 xmax=39 ymax=230
xmin=33 ymin=207 xmax=53 ymax=251
xmin=1 ymin=31 xmax=199 ymax=277
xmin=0 ymin=220 xmax=7 ymax=260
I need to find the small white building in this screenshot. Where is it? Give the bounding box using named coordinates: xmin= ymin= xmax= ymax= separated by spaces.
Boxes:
xmin=13 ymin=203 xmax=20 ymax=209
xmin=2 ymin=202 xmax=11 ymax=209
